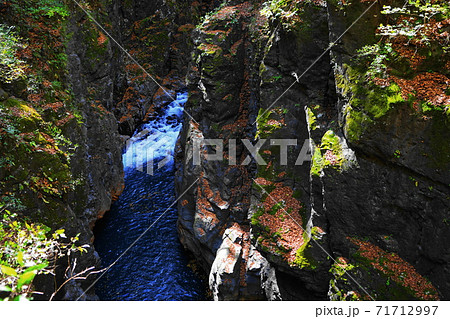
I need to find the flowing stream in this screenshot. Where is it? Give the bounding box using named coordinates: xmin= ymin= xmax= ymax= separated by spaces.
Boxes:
xmin=94 ymin=92 xmax=206 ymax=300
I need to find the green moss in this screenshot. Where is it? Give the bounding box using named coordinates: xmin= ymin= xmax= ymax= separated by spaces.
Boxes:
xmin=198 ymin=43 xmax=224 ymax=76
xmin=310 ymin=130 xmax=345 ymax=176
xmin=329 ymin=258 xmax=370 ymax=301
xmin=420 ymin=98 xmax=450 ymax=115
xmin=253 ymin=181 xmax=276 ymax=200
xmin=256 ymin=158 xmax=276 ymax=181
xmin=362 ymin=83 xmax=403 ymax=118
xmin=342 ymin=66 xmax=404 ymax=117
xmin=251 ymin=206 xmax=265 ymax=226
xmin=310 ymin=146 xmax=324 ymax=177
xmin=198 ymin=43 xmax=223 ymax=56
xmin=337 ymin=65 xmax=405 ymax=142
xmin=256 ymin=108 xmax=282 ymax=139
xmin=349 ymin=239 xmax=439 ymax=300
xmin=2 ymin=98 xmax=42 ymax=131
xmin=293 ymin=232 xmax=318 ymax=270
xmin=321 ymin=130 xmax=340 ymax=151
xmin=345 ymin=106 xmax=371 ymax=141
xmin=259 ymin=63 xmax=267 ymax=78
xmin=0 ymin=98 xmax=74 ymax=218
xmin=330 ymin=259 xmax=355 ymax=279
xmin=268 ymin=202 xmax=284 ymax=216
xmin=306 ymin=107 xmax=319 ymax=131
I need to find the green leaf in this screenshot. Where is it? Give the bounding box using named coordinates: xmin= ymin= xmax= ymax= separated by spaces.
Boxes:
xmin=17 ymin=251 xmax=24 ymax=266
xmin=24 ymin=262 xmax=48 ymax=273
xmin=17 ymin=271 xmax=36 ymax=290
xmin=13 ymin=294 xmax=29 ymax=301
xmin=1 ymin=265 xmax=18 ymax=277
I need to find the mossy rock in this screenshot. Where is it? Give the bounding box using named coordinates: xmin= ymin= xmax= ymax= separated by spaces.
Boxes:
xmin=310 ymin=130 xmax=345 ymax=176
xmin=0 ymin=97 xmax=74 ymax=222
xmin=293 ymin=234 xmax=320 ymax=270
xmin=1 ymin=98 xmax=42 ymax=131
xmin=337 ymin=65 xmax=405 ymax=142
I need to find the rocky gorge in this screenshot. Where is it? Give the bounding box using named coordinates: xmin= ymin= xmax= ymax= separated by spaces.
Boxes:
xmin=0 ymin=0 xmax=449 ymax=301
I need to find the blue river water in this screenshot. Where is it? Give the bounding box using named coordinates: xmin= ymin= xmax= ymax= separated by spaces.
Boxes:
xmin=94 ymin=92 xmax=206 ymax=301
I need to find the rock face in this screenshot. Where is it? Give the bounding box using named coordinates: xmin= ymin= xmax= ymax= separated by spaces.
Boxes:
xmin=1 ymin=0 xmax=208 ymax=300
xmin=175 ymin=1 xmax=286 ymax=300
xmin=109 ymin=0 xmax=212 ymax=136
xmin=0 ymin=0 xmax=126 ymax=300
xmin=176 ymin=0 xmax=450 ymax=301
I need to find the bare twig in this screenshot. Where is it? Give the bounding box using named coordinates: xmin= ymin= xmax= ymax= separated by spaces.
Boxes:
xmin=49 ymin=262 xmax=108 ymax=301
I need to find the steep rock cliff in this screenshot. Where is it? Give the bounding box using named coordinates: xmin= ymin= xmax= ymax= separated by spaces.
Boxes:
xmin=0 ymin=0 xmax=129 ymax=300
xmin=0 ymin=0 xmax=212 ymax=300
xmin=176 ymin=0 xmax=449 ymax=300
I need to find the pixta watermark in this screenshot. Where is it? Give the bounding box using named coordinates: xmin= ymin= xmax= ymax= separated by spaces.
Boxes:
xmin=193 ymin=138 xmax=312 ymax=166
xmin=125 ymin=137 xmax=313 ymax=175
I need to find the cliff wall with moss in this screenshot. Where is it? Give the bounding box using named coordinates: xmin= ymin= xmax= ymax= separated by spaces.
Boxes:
xmin=0 ymin=0 xmax=128 ymax=300
xmin=0 ymin=0 xmax=205 ymax=299
xmin=176 ymin=0 xmax=450 ymax=300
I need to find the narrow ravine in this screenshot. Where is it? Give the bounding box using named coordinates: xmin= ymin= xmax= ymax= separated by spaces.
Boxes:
xmin=93 ymin=92 xmax=207 ymax=301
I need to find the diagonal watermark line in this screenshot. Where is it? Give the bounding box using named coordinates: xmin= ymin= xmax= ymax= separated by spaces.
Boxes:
xmin=75 ymin=178 xmax=200 ymax=301
xmin=253 ymin=179 xmax=376 ymax=301
xmin=253 ymin=0 xmax=378 ymax=125
xmin=70 ymin=0 xmax=198 ymax=124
